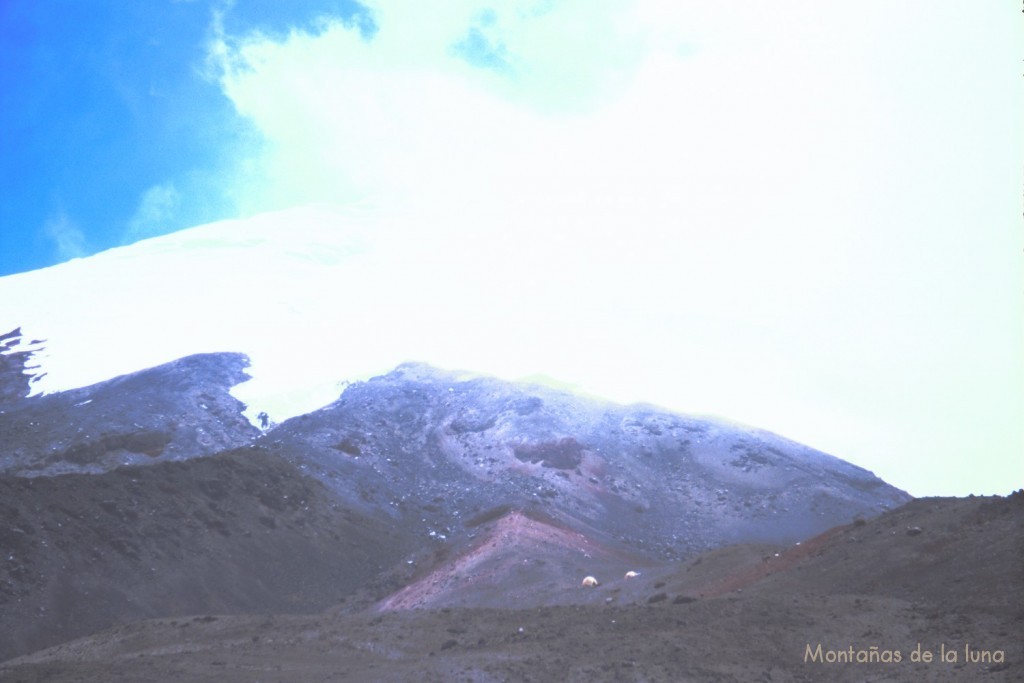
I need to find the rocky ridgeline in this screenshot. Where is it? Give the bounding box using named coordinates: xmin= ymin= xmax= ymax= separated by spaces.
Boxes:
xmin=0 ymin=348 xmax=258 ymax=476
xmin=0 ymin=328 xmax=44 ymax=406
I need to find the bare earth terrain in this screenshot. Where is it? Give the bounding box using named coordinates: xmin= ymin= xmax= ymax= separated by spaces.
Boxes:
xmin=2 ymin=493 xmax=1020 ymax=682
xmin=0 ymin=339 xmax=1020 ymax=681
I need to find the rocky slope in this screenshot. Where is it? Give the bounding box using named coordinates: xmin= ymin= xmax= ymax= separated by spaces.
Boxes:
xmin=0 ymin=350 xmax=259 ymax=476
xmin=0 ymin=352 xmax=914 ymax=664
xmin=265 ymin=362 xmax=909 ymax=560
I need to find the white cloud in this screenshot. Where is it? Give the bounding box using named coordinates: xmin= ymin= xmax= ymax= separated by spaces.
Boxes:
xmin=125 ymin=182 xmax=182 ymax=242
xmin=185 ymin=0 xmax=1023 ymax=496
xmin=42 ymin=211 xmax=87 ymax=262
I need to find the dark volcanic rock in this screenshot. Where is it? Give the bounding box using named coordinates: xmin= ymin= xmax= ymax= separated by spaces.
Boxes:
xmin=0 ymin=328 xmax=45 ymax=406
xmin=0 ymin=353 xmax=260 ymax=476
xmin=513 ymin=437 xmax=584 ymax=469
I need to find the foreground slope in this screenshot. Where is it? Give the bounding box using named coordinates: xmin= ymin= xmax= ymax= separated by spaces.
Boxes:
xmin=3 ymin=493 xmax=1019 ymax=682
xmin=0 ymin=449 xmax=411 ymax=662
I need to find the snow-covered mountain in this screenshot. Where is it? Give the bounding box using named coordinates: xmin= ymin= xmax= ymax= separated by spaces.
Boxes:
xmin=0 ymin=205 xmax=404 ymax=426
xmin=2 ymin=203 xmax=659 ymax=429
xmin=4 ymin=205 xmax=1020 ymax=499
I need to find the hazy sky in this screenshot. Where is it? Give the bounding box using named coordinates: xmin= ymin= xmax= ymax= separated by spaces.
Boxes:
xmin=1 ymin=1 xmax=1021 ymax=496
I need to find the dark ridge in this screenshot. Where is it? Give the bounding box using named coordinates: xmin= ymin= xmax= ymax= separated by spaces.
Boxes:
xmin=0 ymin=327 xmax=43 ymax=405
xmin=0 ymin=352 xmax=259 ymax=476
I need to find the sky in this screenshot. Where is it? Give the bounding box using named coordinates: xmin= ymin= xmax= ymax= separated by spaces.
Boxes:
xmin=0 ymin=1 xmax=1021 ymax=497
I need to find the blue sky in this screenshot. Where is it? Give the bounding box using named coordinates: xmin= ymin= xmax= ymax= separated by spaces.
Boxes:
xmin=0 ymin=1 xmax=1021 ymax=495
xmin=0 ymin=0 xmax=371 ymax=275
